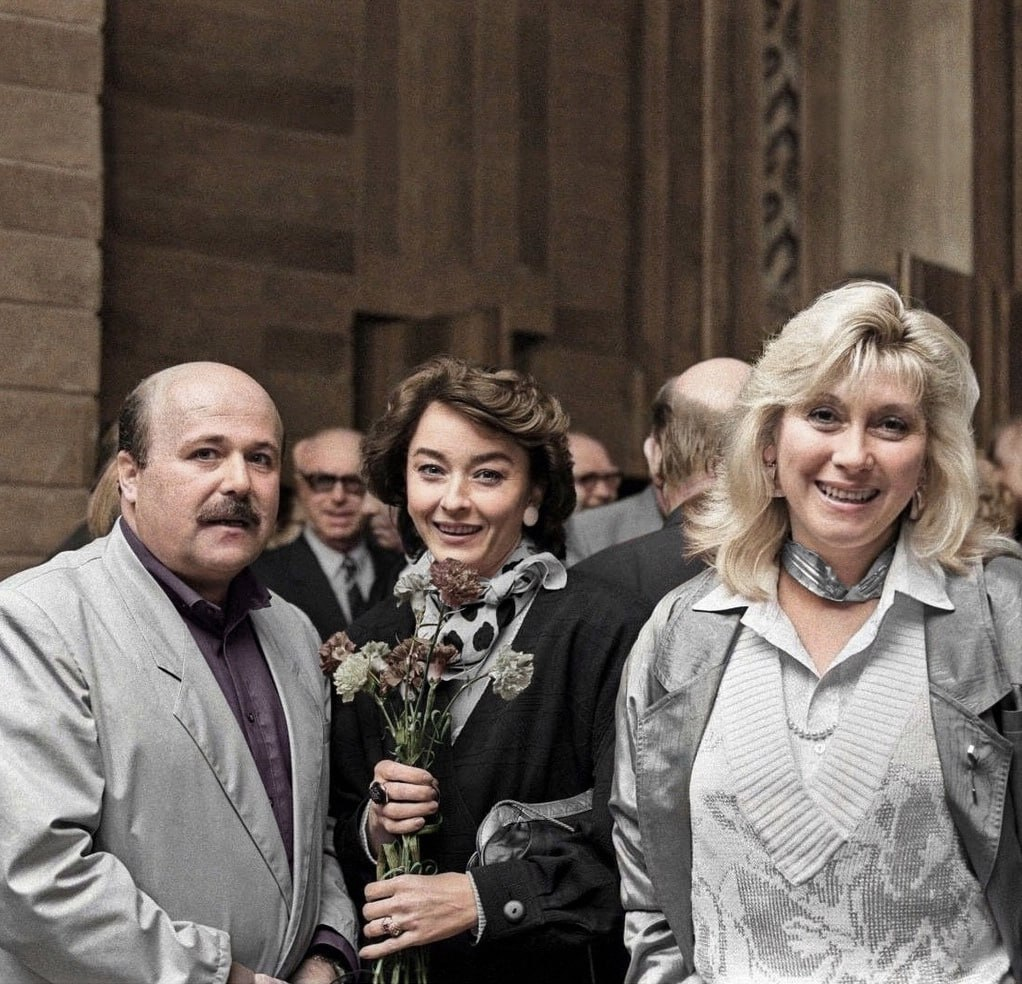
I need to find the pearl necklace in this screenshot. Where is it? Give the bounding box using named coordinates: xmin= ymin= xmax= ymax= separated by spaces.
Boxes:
xmin=786 ymin=717 xmax=836 ymax=741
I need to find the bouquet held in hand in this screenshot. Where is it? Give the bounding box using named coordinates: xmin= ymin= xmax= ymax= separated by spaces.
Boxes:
xmin=320 ymin=558 xmax=535 ymax=984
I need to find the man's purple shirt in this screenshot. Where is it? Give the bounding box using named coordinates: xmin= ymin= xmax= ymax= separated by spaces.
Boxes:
xmin=121 ymin=521 xmax=354 ymax=970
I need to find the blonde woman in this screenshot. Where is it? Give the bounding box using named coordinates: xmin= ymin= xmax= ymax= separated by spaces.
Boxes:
xmin=612 ymin=281 xmax=1022 ymax=983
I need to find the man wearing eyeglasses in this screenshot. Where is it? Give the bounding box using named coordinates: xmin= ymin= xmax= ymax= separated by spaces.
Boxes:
xmin=253 ymin=428 xmax=404 ymax=640
xmin=567 ymin=432 xmax=623 ymax=511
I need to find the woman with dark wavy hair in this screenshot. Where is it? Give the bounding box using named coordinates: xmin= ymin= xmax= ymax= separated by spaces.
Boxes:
xmin=331 ymin=355 xmax=645 ymax=983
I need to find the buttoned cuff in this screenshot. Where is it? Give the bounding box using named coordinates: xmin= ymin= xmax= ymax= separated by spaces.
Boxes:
xmin=468 ymin=861 xmax=532 ymax=940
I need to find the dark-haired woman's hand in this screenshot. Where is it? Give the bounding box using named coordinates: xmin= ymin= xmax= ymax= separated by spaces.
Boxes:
xmin=365 ymin=760 xmax=439 ymax=856
xmin=360 ymin=872 xmax=477 ymax=959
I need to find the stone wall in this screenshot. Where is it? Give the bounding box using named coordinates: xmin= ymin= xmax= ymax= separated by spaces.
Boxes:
xmin=1 ymin=1 xmax=1006 ymax=576
xmin=0 ymin=0 xmax=104 ymax=577
xmin=839 ymin=0 xmax=972 ymax=276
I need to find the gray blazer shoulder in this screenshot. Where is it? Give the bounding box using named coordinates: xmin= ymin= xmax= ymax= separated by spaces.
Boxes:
xmin=564 ymin=485 xmax=663 ymax=565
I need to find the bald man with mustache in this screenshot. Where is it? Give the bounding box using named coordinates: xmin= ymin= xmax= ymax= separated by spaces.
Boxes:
xmin=0 ymin=363 xmax=357 ymax=984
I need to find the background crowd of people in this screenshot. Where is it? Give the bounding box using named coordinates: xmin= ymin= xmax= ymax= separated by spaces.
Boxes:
xmin=2 ymin=280 xmax=1022 ymax=983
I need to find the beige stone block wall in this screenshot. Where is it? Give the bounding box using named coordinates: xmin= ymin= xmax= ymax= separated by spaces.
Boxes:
xmin=839 ymin=0 xmax=972 ymax=276
xmin=0 ymin=1 xmax=104 ymax=578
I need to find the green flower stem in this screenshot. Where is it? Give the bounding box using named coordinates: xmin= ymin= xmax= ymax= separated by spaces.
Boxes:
xmin=366 ymin=594 xmax=490 ymax=983
xmin=374 ymin=832 xmax=431 ymax=984
xmin=373 ymin=689 xmax=399 ymax=738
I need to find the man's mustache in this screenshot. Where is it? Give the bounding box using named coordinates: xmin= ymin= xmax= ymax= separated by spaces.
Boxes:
xmin=197 ymin=498 xmax=262 ymax=526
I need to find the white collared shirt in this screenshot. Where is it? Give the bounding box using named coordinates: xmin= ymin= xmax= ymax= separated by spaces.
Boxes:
xmin=303 ymin=528 xmax=373 ymax=622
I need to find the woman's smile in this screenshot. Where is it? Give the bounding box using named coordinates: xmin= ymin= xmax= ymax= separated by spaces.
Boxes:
xmin=433 ymin=520 xmax=483 ymax=537
xmin=814 ymin=482 xmax=880 ymax=505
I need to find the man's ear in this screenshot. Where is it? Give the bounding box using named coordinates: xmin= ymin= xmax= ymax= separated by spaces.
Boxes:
xmin=116 ymin=449 xmax=140 ymax=505
xmin=643 ymin=435 xmax=663 ymax=486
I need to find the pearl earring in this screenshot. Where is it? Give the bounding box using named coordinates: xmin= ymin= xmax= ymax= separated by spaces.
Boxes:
xmin=523 ymin=504 xmax=540 ymax=527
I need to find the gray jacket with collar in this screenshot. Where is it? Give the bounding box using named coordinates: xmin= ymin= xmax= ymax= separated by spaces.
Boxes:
xmin=611 ymin=556 xmax=1022 ymax=983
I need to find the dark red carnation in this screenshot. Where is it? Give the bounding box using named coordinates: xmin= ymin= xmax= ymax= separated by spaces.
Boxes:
xmin=429 ymin=558 xmax=484 ymax=608
xmin=388 ymin=636 xmax=431 ymax=690
xmin=428 ymin=641 xmax=461 ymax=681
xmin=319 ymin=631 xmax=356 ymax=676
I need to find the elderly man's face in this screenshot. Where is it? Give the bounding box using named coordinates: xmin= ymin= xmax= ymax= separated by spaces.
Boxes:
xmin=569 ymin=434 xmax=622 ymax=510
xmin=294 ymin=431 xmax=366 ymax=551
xmin=118 ymin=365 xmax=282 ymax=603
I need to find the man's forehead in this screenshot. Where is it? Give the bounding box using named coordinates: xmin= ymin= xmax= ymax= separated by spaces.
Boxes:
xmin=301 ymin=434 xmax=361 ymax=468
xmin=573 ymin=440 xmax=613 ymax=468
xmin=153 ymin=398 xmax=282 ymax=451
xmin=176 ymin=424 xmax=280 ymax=448
xmin=155 ymin=372 xmax=280 ymax=435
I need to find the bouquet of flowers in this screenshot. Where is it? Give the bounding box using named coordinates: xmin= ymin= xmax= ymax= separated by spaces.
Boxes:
xmin=320 ymin=558 xmax=535 ymax=984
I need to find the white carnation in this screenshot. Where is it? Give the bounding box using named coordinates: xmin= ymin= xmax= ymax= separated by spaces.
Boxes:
xmin=489 ymin=648 xmax=535 ymax=701
xmin=332 ymin=653 xmax=371 ymax=702
xmin=360 ymin=640 xmax=392 ymax=674
xmin=393 ymin=571 xmax=430 ymax=606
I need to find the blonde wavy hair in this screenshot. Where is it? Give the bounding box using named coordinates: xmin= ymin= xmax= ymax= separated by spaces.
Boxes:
xmin=688 ymin=280 xmax=1016 ymax=599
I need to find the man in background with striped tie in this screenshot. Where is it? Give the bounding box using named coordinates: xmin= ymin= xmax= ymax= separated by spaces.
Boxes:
xmin=253 ymin=427 xmax=404 ymax=640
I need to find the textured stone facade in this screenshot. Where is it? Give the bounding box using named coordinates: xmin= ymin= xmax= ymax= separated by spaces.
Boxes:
xmin=0 ymin=0 xmax=104 ymax=576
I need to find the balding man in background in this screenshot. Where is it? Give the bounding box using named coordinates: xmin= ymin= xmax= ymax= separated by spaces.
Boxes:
xmin=252 ymin=427 xmax=404 ymax=639
xmin=567 ymin=358 xmax=750 ymax=573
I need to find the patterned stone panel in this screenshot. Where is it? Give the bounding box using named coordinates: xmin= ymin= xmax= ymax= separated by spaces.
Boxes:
xmin=763 ymin=0 xmax=800 ymax=313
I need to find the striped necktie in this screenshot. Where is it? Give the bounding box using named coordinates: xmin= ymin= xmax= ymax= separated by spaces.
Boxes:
xmin=342 ymin=555 xmax=368 ymax=622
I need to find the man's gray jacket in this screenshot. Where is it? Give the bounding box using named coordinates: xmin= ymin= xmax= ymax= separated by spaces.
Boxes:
xmin=0 ymin=524 xmax=357 ymax=983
